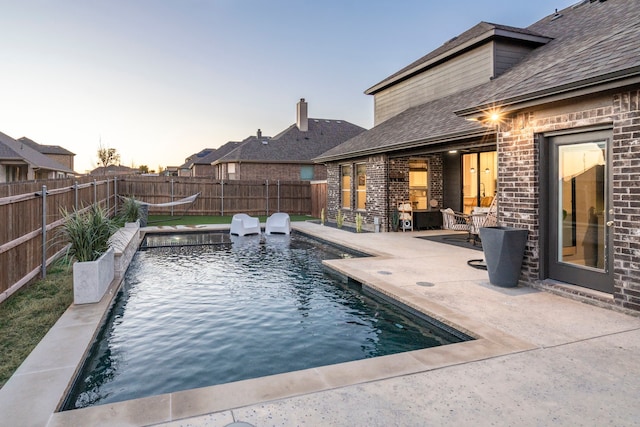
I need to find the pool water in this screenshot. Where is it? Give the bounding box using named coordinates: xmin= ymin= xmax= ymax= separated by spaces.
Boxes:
xmin=63 ymin=232 xmax=470 ymax=409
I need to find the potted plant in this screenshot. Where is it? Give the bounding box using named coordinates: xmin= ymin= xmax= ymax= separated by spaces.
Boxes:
xmin=117 ymin=196 xmax=144 ymax=227
xmin=60 ymin=205 xmax=118 ymax=304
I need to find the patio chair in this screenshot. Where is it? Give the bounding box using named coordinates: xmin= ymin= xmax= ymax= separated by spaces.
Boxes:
xmin=440 ymin=208 xmax=471 ymax=235
xmin=265 ymin=212 xmax=291 ymax=235
xmin=469 ymin=198 xmax=498 ymax=245
xmin=230 ymin=213 xmax=261 ymax=236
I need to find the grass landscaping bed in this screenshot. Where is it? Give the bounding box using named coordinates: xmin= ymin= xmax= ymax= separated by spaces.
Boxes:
xmin=0 ymin=261 xmax=73 ymax=388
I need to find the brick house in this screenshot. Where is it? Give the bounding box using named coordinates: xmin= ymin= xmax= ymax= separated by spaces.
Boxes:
xmin=213 ymin=99 xmax=366 ymax=181
xmin=315 ymin=0 xmax=640 ymax=312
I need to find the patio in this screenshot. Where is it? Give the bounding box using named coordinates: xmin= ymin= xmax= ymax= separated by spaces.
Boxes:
xmin=1 ymin=221 xmax=639 ymax=426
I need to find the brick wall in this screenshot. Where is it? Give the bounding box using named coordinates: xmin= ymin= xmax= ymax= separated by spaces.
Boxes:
xmin=328 ymin=153 xmax=443 ymax=231
xmin=499 ymin=90 xmax=640 ymax=311
xmin=232 ymin=163 xmax=326 ymax=181
xmin=612 ymin=89 xmax=640 ymax=311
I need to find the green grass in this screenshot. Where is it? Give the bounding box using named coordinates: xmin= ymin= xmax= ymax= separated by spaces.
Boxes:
xmin=0 ymin=260 xmax=73 ymax=388
xmin=147 ymin=214 xmax=316 ymax=226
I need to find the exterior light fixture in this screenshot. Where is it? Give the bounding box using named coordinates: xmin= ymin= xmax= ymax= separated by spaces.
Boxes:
xmin=470 ymin=167 xmax=476 ymax=173
xmin=448 ymin=150 xmax=458 ymax=154
xmin=485 ymin=168 xmax=490 ymax=174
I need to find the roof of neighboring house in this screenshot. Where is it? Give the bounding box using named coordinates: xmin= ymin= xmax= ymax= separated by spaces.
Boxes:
xmin=180 ymin=148 xmax=217 ymax=168
xmin=90 ymin=164 xmax=138 ymax=175
xmin=216 ymin=119 xmax=366 ymax=164
xmin=0 ymin=131 xmax=75 ymax=173
xmin=318 ymin=0 xmax=640 ymax=162
xmin=17 ymin=137 xmax=75 ymax=156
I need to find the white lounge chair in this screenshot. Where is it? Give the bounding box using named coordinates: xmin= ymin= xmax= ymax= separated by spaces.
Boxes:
xmin=230 ymin=213 xmax=261 ymax=236
xmin=265 ymin=212 xmax=291 ymax=235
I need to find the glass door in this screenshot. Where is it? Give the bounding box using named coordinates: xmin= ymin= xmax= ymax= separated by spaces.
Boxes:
xmin=548 ymin=130 xmax=613 ymax=293
xmin=462 ymin=152 xmax=497 ymax=214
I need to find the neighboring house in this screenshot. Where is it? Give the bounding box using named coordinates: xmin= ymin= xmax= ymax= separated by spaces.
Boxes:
xmin=213 ymin=99 xmax=366 ymax=181
xmin=180 ymin=148 xmax=218 ymax=177
xmin=17 ymin=137 xmax=75 ymax=172
xmin=315 ymin=0 xmax=640 ymax=311
xmin=0 ymin=131 xmax=75 ymax=182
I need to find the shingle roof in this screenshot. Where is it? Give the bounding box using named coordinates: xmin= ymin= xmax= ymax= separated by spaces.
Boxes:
xmin=315 ymin=86 xmax=494 ymax=162
xmin=0 ymin=131 xmax=74 ymax=173
xmin=180 ymin=148 xmax=217 ymax=168
xmin=321 ymin=0 xmax=640 ymax=162
xmin=216 ymin=119 xmax=366 ymax=163
xmin=17 ymin=137 xmax=75 ymax=156
xmin=460 ymin=0 xmax=640 ymax=114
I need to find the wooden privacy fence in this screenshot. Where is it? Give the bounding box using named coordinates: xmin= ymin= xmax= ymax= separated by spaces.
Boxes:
xmin=0 ymin=175 xmax=316 ymax=303
xmin=0 ymin=176 xmax=116 ymax=304
xmin=116 ymin=176 xmax=313 ymax=217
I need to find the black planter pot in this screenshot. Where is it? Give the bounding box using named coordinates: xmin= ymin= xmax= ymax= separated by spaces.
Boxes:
xmin=479 ymin=226 xmax=529 ymax=288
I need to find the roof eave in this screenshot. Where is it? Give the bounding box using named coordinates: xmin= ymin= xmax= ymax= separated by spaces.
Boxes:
xmin=314 ymin=128 xmax=494 ymax=163
xmin=456 ymin=67 xmax=640 ymax=118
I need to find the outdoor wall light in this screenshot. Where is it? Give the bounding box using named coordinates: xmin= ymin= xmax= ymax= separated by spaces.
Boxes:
xmin=470 ymin=167 xmax=476 ymax=173
xmin=485 ymin=168 xmax=490 ymax=174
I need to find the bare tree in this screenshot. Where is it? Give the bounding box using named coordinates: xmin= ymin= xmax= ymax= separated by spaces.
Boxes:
xmin=97 ymin=144 xmax=121 ymax=174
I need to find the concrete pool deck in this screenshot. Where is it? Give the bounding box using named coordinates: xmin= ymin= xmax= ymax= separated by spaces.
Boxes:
xmin=1 ymin=221 xmax=640 ymax=426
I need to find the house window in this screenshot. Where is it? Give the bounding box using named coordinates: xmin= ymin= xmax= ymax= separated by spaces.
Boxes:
xmin=341 ymin=165 xmax=351 ymax=209
xmin=409 ymin=160 xmax=428 ymax=210
xmin=300 ymin=165 xmax=314 ymax=180
xmin=462 ymin=151 xmax=497 ymax=214
xmin=227 ymin=163 xmax=237 ymax=180
xmin=356 ymin=163 xmax=366 ymax=210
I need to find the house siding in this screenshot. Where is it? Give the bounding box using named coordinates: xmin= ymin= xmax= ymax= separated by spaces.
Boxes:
xmin=373 ymin=43 xmax=494 ymax=125
xmin=493 ymin=40 xmax=537 ymax=78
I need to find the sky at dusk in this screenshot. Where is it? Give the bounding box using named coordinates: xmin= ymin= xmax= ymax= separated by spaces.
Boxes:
xmin=1 ymin=0 xmax=577 ymax=173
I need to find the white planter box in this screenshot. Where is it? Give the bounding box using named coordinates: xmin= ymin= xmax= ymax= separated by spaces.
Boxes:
xmin=73 ymin=247 xmax=115 ymax=304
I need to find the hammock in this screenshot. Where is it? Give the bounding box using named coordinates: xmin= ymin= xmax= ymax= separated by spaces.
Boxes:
xmin=119 ymin=193 xmax=200 ymax=223
xmin=136 ymin=193 xmax=200 ymax=208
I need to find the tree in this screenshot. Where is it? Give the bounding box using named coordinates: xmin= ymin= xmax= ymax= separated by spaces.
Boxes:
xmin=97 ymin=144 xmax=121 ymax=174
xmin=139 ymin=165 xmax=149 ymax=174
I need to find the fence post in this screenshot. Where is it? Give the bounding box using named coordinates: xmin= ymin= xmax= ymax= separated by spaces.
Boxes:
xmin=93 ymin=179 xmax=97 ymax=206
xmin=106 ymin=178 xmax=110 ymax=213
xmin=114 ymin=176 xmax=118 ymax=216
xmin=221 ymin=180 xmax=224 ymax=216
xmin=277 ymin=180 xmax=280 ymax=213
xmin=41 ymin=185 xmax=47 ymax=279
xmin=266 ymin=179 xmax=269 ymax=216
xmin=74 ymin=180 xmax=79 ymax=211
xmin=171 ymin=179 xmax=174 ymax=216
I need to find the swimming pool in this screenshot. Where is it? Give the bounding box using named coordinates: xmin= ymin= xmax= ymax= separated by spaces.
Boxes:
xmin=63 ymin=231 xmax=472 ymax=410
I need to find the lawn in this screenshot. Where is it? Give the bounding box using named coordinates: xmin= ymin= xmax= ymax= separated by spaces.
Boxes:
xmin=147 ymin=214 xmax=315 ymax=226
xmin=0 ymin=260 xmax=73 ymax=388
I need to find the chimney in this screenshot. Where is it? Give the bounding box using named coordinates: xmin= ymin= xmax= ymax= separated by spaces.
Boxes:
xmin=296 ymin=98 xmax=308 ymax=132
xmin=257 ymin=128 xmax=262 ymax=139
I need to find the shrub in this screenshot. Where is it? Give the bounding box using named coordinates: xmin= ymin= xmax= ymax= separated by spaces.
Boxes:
xmin=60 ymin=205 xmax=118 ymax=262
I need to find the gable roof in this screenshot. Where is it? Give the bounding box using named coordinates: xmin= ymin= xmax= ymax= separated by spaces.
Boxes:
xmin=17 ymin=137 xmax=75 ymax=156
xmin=216 ymin=119 xmax=366 ymax=164
xmin=458 ymin=0 xmax=640 ymax=117
xmin=0 ymin=131 xmax=74 ymax=173
xmin=319 ymin=0 xmax=640 ymax=162
xmin=366 ymin=22 xmax=551 ymax=95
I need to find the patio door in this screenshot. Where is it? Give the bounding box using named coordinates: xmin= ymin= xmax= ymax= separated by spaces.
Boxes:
xmin=547 ymin=129 xmax=613 ymax=293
